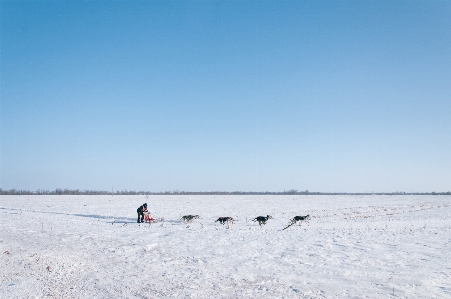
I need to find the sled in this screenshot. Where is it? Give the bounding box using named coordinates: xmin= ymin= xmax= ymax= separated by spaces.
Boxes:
xmin=144 ymin=211 xmax=157 ymax=223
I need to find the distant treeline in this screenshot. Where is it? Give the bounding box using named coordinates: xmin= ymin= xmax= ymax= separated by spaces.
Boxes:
xmin=0 ymin=188 xmax=450 ymax=196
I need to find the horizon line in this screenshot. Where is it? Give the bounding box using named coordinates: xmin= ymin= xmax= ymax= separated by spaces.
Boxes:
xmin=1 ymin=188 xmax=450 ymax=196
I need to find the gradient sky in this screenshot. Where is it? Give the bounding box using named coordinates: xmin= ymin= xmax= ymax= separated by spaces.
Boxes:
xmin=1 ymin=1 xmax=450 ymax=193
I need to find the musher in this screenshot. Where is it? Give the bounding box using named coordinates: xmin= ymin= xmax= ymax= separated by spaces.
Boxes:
xmin=137 ymin=203 xmax=148 ymax=223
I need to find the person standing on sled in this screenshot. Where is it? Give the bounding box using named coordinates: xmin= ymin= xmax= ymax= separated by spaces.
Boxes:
xmin=137 ymin=203 xmax=148 ymax=223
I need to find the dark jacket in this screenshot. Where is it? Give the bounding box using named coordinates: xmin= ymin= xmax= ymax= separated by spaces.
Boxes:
xmin=137 ymin=205 xmax=147 ymax=213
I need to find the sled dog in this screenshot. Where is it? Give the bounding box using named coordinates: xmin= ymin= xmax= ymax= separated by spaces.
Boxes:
xmin=215 ymin=217 xmax=234 ymax=225
xmin=290 ymin=214 xmax=310 ymax=225
xmin=252 ymin=215 xmax=273 ymax=226
xmin=181 ymin=215 xmax=200 ymax=223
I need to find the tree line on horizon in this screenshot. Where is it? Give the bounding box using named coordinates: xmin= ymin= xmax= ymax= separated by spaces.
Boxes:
xmin=0 ymin=188 xmax=449 ymax=196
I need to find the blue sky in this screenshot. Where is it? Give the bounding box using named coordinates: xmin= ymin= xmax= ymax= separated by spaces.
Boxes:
xmin=1 ymin=1 xmax=450 ymax=192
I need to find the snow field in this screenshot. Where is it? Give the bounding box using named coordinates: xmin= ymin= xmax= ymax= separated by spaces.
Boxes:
xmin=1 ymin=195 xmax=450 ymax=298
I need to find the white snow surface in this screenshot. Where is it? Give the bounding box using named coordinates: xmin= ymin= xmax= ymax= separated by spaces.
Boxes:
xmin=1 ymin=195 xmax=450 ymax=299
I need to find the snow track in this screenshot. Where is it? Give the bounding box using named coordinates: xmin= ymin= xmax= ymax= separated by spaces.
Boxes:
xmin=1 ymin=195 xmax=450 ymax=298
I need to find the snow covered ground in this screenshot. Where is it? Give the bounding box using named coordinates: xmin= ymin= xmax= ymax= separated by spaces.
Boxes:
xmin=1 ymin=195 xmax=450 ymax=298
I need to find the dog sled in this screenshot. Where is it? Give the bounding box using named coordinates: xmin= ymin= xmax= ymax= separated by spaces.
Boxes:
xmin=144 ymin=211 xmax=157 ymax=223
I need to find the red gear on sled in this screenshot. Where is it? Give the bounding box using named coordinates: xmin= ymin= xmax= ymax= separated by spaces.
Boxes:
xmin=144 ymin=211 xmax=156 ymax=223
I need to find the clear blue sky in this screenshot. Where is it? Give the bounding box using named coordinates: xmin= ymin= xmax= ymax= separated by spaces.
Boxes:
xmin=1 ymin=1 xmax=450 ymax=192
